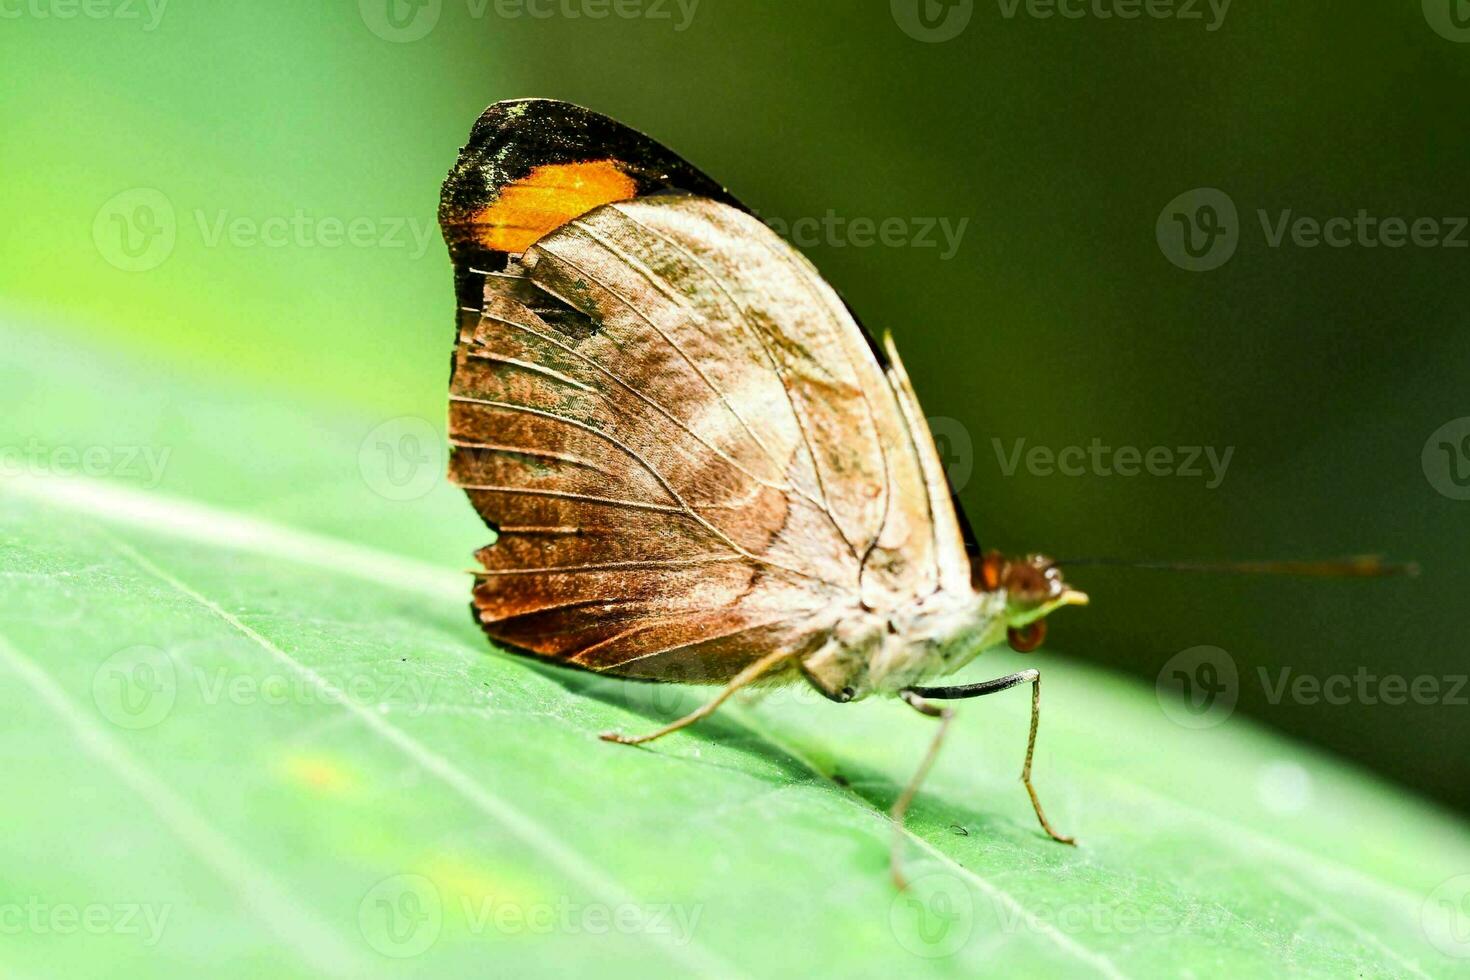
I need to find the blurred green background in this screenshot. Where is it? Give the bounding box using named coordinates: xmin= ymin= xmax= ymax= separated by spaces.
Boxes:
xmin=2 ymin=0 xmax=1466 ymax=821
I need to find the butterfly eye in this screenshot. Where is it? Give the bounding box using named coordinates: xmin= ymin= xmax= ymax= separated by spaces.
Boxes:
xmin=1007 ymin=620 xmax=1047 ymax=653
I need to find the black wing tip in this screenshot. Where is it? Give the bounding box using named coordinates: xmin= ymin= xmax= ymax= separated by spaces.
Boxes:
xmin=463 ymin=98 xmax=597 ymax=145
xmin=443 ymin=98 xmax=739 ymax=215
xmin=439 ymin=97 xmax=746 ymax=288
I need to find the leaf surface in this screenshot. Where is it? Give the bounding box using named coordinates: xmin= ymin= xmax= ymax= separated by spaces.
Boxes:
xmin=3 ymin=315 xmax=1467 ymax=979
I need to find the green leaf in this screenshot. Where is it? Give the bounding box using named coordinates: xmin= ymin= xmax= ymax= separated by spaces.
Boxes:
xmin=4 ymin=313 xmax=1468 ymax=979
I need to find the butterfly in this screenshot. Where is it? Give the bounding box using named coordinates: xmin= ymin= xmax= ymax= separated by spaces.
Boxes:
xmin=437 ymin=98 xmax=1097 ymax=885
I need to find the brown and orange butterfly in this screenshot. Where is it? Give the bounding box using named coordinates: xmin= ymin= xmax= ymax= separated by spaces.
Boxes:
xmin=438 ymin=99 xmax=1413 ymax=886
xmin=438 ymin=98 xmax=1089 ymax=885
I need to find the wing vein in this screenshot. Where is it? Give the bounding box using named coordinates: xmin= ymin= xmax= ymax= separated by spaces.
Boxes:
xmin=475 ymin=556 xmax=743 ymax=576
xmin=449 ymin=438 xmax=617 ymax=478
xmin=451 ymin=395 xmax=843 ymax=590
xmin=559 ymin=222 xmax=805 ymax=491
xmin=758 ymin=234 xmax=895 ymax=564
xmin=466 ymin=351 xmax=596 ymax=392
xmin=473 ymin=306 xmax=816 ymax=513
xmin=611 ymin=208 xmax=863 ymax=565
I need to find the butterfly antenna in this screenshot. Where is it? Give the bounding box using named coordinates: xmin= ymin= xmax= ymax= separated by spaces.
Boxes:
xmin=1049 ymin=555 xmax=1419 ymax=578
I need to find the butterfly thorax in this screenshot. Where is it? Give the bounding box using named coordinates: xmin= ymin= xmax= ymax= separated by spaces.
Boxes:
xmin=799 ymin=588 xmax=1010 ymax=701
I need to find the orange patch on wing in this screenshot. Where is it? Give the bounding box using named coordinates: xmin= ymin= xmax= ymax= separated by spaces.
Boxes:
xmin=474 ymin=160 xmax=637 ymax=253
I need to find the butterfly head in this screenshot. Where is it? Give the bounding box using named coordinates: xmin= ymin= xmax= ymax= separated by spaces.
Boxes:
xmin=972 ymin=551 xmax=1089 ymax=653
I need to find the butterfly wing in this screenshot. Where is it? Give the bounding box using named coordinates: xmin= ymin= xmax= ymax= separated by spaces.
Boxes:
xmin=440 ymin=98 xmax=742 ymax=303
xmin=441 ymin=101 xmax=970 ymax=682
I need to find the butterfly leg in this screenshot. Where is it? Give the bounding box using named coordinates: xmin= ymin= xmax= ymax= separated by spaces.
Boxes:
xmin=890 ymin=690 xmax=954 ymax=890
xmin=905 ymin=669 xmax=1076 ymax=847
xmin=598 ymin=648 xmax=793 ymax=746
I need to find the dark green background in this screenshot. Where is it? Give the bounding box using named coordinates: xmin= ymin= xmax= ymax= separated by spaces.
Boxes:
xmin=4 ymin=1 xmax=1467 ymax=812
